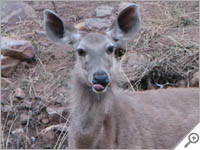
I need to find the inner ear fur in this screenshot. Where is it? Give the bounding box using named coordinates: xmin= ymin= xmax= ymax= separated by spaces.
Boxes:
xmin=118 ymin=5 xmax=140 ymax=34
xmin=45 ymin=10 xmax=65 ymax=39
xmin=107 ymin=4 xmax=141 ymax=41
xmin=43 ymin=9 xmax=81 ymax=45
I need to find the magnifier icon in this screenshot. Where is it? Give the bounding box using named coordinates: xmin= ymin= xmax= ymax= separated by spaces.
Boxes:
xmin=184 ymin=133 xmax=199 ymax=148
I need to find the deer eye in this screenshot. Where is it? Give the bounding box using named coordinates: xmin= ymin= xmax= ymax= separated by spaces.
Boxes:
xmin=113 ymin=38 xmax=119 ymax=42
xmin=76 ymin=48 xmax=86 ymax=56
xmin=107 ymin=46 xmax=115 ymax=54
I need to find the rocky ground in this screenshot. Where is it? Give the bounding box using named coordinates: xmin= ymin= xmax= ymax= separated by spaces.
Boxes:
xmin=1 ymin=1 xmax=199 ymax=149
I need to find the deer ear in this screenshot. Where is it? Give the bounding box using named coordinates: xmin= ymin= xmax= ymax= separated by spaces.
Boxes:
xmin=107 ymin=4 xmax=141 ymax=41
xmin=43 ymin=9 xmax=81 ymax=45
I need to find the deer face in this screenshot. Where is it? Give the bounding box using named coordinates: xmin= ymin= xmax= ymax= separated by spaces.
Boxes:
xmin=43 ymin=4 xmax=141 ymax=93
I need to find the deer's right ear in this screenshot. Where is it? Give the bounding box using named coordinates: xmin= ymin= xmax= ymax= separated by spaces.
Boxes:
xmin=43 ymin=9 xmax=81 ymax=45
xmin=107 ymin=4 xmax=141 ymax=41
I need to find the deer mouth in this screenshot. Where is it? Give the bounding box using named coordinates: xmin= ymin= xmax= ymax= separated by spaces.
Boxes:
xmin=92 ymin=83 xmax=108 ymax=93
xmin=91 ymin=71 xmax=110 ymax=93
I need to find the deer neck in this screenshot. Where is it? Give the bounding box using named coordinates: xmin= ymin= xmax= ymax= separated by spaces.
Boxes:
xmin=70 ymin=70 xmax=115 ymax=129
xmin=72 ymin=72 xmax=114 ymax=110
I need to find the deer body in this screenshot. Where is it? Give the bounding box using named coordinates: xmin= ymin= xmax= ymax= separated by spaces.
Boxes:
xmin=69 ymin=72 xmax=198 ymax=149
xmin=43 ymin=4 xmax=199 ymax=149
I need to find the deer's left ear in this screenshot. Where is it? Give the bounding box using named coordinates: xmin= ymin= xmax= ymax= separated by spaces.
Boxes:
xmin=107 ymin=4 xmax=141 ymax=41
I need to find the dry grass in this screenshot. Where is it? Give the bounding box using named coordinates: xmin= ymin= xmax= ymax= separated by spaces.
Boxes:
xmin=121 ymin=1 xmax=199 ymax=90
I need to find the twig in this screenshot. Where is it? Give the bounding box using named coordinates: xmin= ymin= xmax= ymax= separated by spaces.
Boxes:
xmin=52 ymin=2 xmax=57 ymax=13
xmin=55 ymin=114 xmax=71 ymax=149
xmin=6 ymin=116 xmax=18 ymax=148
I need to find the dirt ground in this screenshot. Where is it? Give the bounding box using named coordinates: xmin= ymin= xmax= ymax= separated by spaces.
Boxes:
xmin=1 ymin=1 xmax=199 ymax=149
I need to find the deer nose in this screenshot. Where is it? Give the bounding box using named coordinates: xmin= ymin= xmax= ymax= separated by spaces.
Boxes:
xmin=92 ymin=70 xmax=110 ymax=87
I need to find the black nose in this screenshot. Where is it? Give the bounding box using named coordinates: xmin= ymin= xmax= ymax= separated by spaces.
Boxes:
xmin=92 ymin=70 xmax=110 ymax=87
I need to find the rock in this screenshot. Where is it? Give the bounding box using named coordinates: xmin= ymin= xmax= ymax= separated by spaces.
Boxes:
xmin=15 ymin=88 xmax=25 ymax=99
xmin=38 ymin=114 xmax=50 ymax=125
xmin=191 ymin=71 xmax=199 ymax=87
xmin=35 ymin=30 xmax=46 ymax=38
xmin=1 ymin=37 xmax=36 ymax=60
xmin=40 ymin=128 xmax=55 ymax=141
xmin=85 ymin=18 xmax=111 ymax=30
xmin=20 ymin=113 xmax=29 ymax=125
xmin=41 ymin=118 xmax=50 ymax=124
xmin=12 ymin=128 xmax=24 ymax=135
xmin=1 ymin=105 xmax=13 ymax=113
xmin=95 ymin=5 xmax=113 ymax=17
xmin=1 ymin=55 xmax=20 ymax=77
xmin=21 ymin=101 xmax=32 ymax=109
xmin=46 ymin=106 xmax=65 ymax=116
xmin=46 ymin=105 xmax=67 ymax=122
xmin=2 ymin=1 xmax=36 ymax=25
xmin=75 ymin=22 xmax=86 ymax=30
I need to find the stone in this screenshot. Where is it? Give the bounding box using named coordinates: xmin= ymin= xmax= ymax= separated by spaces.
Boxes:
xmin=2 ymin=1 xmax=36 ymax=25
xmin=20 ymin=113 xmax=29 ymax=125
xmin=46 ymin=105 xmax=67 ymax=122
xmin=85 ymin=18 xmax=111 ymax=30
xmin=1 ymin=55 xmax=20 ymax=77
xmin=21 ymin=101 xmax=32 ymax=109
xmin=1 ymin=105 xmax=13 ymax=113
xmin=41 ymin=118 xmax=50 ymax=124
xmin=95 ymin=5 xmax=114 ymax=17
xmin=12 ymin=128 xmax=24 ymax=135
xmin=46 ymin=106 xmax=65 ymax=116
xmin=40 ymin=128 xmax=55 ymax=141
xmin=1 ymin=37 xmax=36 ymax=60
xmin=35 ymin=30 xmax=46 ymax=38
xmin=15 ymin=88 xmax=25 ymax=99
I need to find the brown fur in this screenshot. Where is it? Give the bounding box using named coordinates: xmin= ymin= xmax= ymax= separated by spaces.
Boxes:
xmin=68 ymin=61 xmax=199 ymax=149
xmin=43 ymin=6 xmax=199 ymax=149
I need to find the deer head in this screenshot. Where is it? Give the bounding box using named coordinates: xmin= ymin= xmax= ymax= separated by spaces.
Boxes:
xmin=43 ymin=4 xmax=141 ymax=94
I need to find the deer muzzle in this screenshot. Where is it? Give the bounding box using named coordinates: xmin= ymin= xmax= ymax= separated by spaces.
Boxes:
xmin=92 ymin=70 xmax=110 ymax=93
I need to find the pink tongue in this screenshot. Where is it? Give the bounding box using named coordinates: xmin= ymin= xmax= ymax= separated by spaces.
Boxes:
xmin=93 ymin=84 xmax=104 ymax=90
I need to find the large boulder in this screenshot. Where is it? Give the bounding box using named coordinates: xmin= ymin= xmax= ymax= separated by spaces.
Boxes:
xmin=85 ymin=18 xmax=111 ymax=30
xmin=1 ymin=1 xmax=36 ymax=25
xmin=1 ymin=37 xmax=36 ymax=60
xmin=95 ymin=5 xmax=114 ymax=17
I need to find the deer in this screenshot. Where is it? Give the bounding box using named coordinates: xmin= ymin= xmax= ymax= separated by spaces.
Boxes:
xmin=43 ymin=4 xmax=199 ymax=149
